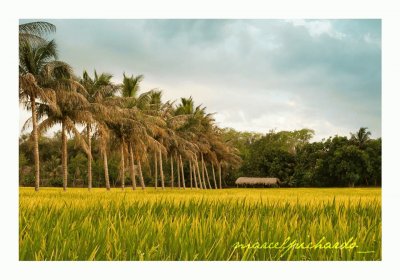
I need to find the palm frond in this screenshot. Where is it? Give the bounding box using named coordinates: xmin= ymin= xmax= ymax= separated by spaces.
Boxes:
xmin=21 ymin=117 xmax=33 ymax=133
xmin=37 ymin=117 xmax=57 ymax=136
xmin=65 ymin=118 xmax=90 ymax=155
xmin=19 ymin=21 xmax=56 ymax=37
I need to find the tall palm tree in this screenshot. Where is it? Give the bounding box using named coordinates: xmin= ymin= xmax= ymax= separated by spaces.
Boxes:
xmin=91 ymin=95 xmax=126 ymax=191
xmin=96 ymin=122 xmax=112 ymax=190
xmin=106 ymin=108 xmax=133 ymax=189
xmin=175 ymin=97 xmax=212 ymax=189
xmin=120 ymin=73 xmax=145 ymax=189
xmin=19 ymin=37 xmax=68 ymax=191
xmin=150 ymin=93 xmax=203 ymax=190
xmin=120 ymin=73 xmax=168 ymax=190
xmin=174 ymin=96 xmax=241 ymax=190
xmin=80 ymin=70 xmax=119 ymax=189
xmin=36 ymin=77 xmax=91 ymax=191
xmin=19 ymin=21 xmax=57 ymax=191
xmin=147 ymin=91 xmax=166 ymax=190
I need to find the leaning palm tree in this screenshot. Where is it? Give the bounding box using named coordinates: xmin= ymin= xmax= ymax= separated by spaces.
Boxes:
xmin=97 ymin=122 xmax=112 ymax=190
xmin=112 ymin=102 xmax=167 ymax=191
xmin=129 ymin=101 xmax=168 ymax=190
xmin=104 ymin=106 xmax=139 ymax=190
xmin=162 ymin=103 xmax=197 ymax=189
xmin=210 ymin=127 xmax=242 ymax=188
xmin=120 ymin=73 xmax=169 ymax=190
xmin=120 ymin=73 xmax=156 ymax=188
xmin=174 ymin=97 xmax=211 ymax=189
xmin=174 ymin=96 xmax=241 ymax=190
xmin=80 ymin=70 xmax=119 ymax=189
xmin=90 ymin=98 xmax=124 ymax=191
xmin=19 ymin=38 xmax=67 ymax=191
xmin=146 ymin=90 xmax=168 ymax=190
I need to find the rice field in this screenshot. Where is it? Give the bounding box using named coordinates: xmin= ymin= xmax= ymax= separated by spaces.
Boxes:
xmin=19 ymin=187 xmax=381 ymax=261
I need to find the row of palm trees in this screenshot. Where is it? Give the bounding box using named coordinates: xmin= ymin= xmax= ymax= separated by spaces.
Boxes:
xmin=19 ymin=21 xmax=240 ymax=191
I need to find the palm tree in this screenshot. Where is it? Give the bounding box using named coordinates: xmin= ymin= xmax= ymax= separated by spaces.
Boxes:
xmin=19 ymin=37 xmax=69 ymax=191
xmin=211 ymin=127 xmax=242 ymax=188
xmin=148 ymin=91 xmax=167 ymax=190
xmin=92 ymin=99 xmax=125 ymax=191
xmin=175 ymin=97 xmax=212 ymax=189
xmin=80 ymin=71 xmax=119 ymax=189
xmin=120 ymin=73 xmax=168 ymax=190
xmin=103 ymin=115 xmax=125 ymax=189
xmin=120 ymin=73 xmax=145 ymax=189
xmin=36 ymin=77 xmax=91 ymax=191
xmin=163 ymin=111 xmax=197 ymax=189
xmin=97 ymin=123 xmax=112 ymax=190
xmin=174 ymin=96 xmax=241 ymax=190
xmin=19 ymin=21 xmax=58 ymax=192
xmin=350 ymin=127 xmax=371 ymax=149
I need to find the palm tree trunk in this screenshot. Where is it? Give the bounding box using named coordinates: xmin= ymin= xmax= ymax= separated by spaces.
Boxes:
xmin=148 ymin=155 xmax=152 ymax=177
xmin=103 ymin=148 xmax=110 ymax=191
xmin=218 ymin=162 xmax=222 ymax=189
xmin=211 ymin=162 xmax=218 ymax=189
xmin=72 ymin=170 xmax=76 ymax=187
xmin=204 ymin=161 xmax=212 ymax=189
xmin=30 ymin=94 xmax=40 ymax=191
xmin=194 ymin=155 xmax=203 ymax=189
xmin=129 ymin=143 xmax=136 ymax=190
xmin=177 ymin=156 xmax=181 ymax=189
xmin=61 ymin=120 xmax=68 ymax=191
xmin=170 ymin=155 xmax=174 ymax=188
xmin=159 ymin=148 xmax=165 ymax=190
xmin=138 ymin=160 xmax=145 ymax=190
xmin=154 ymin=152 xmax=158 ymax=189
xmin=87 ymin=124 xmax=92 ymax=190
xmin=201 ymin=153 xmax=207 ymax=189
xmin=120 ymin=140 xmax=125 ymax=189
xmin=180 ymin=155 xmax=186 ymax=189
xmin=192 ymin=160 xmax=198 ymax=189
xmin=189 ymin=161 xmax=193 ymax=189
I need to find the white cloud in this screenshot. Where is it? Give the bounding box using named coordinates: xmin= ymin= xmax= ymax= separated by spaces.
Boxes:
xmin=288 ymin=19 xmax=346 ymax=39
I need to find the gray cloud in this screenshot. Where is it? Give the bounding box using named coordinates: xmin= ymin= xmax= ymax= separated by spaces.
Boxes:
xmin=20 ymin=19 xmax=381 ymax=140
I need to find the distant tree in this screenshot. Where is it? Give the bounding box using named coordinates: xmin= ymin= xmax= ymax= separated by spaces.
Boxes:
xmin=293 ymin=142 xmax=325 ymax=186
xmin=331 ymin=145 xmax=370 ymax=187
xmin=364 ymin=138 xmax=381 ymax=186
xmin=350 ymin=127 xmax=371 ymax=149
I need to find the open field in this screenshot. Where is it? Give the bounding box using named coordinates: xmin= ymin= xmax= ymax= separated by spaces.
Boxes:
xmin=19 ymin=187 xmax=381 ymax=261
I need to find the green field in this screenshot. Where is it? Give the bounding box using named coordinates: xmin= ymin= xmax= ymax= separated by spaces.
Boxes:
xmin=19 ymin=187 xmax=381 ymax=261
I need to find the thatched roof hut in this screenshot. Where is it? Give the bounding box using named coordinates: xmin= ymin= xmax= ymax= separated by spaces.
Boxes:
xmin=235 ymin=177 xmax=281 ymax=186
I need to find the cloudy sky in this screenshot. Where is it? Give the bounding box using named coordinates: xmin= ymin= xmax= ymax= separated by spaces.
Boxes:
xmin=20 ymin=19 xmax=381 ymax=141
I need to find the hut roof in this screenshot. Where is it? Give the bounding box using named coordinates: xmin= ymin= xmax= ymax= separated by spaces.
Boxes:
xmin=235 ymin=177 xmax=281 ymax=185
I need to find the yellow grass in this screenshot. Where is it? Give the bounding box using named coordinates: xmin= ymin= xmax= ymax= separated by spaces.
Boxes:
xmin=19 ymin=187 xmax=381 ymax=260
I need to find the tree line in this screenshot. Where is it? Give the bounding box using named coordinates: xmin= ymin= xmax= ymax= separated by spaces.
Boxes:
xmin=19 ymin=126 xmax=381 ymax=188
xmin=222 ymin=127 xmax=381 ymax=187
